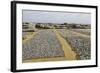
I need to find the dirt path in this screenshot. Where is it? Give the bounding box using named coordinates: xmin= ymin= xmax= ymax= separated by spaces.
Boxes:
xmin=68 ymin=30 xmax=90 ymax=38
xmin=53 ymin=29 xmax=76 ymax=60
xmin=22 ymin=31 xmax=39 ymax=44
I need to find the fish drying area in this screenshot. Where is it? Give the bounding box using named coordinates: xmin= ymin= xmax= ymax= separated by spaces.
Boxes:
xmin=22 ymin=29 xmax=90 ymax=63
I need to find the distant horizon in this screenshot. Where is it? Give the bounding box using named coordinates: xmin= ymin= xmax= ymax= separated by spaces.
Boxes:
xmin=22 ymin=22 xmax=91 ymax=25
xmin=23 ymin=10 xmax=91 ymax=24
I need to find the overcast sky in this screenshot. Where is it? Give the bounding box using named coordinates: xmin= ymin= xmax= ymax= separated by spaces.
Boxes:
xmin=22 ymin=10 xmax=91 ymax=24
